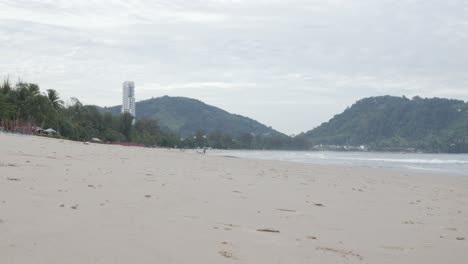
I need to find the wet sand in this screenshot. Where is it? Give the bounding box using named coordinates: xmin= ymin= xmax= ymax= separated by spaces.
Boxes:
xmin=1 ymin=133 xmax=467 ymax=263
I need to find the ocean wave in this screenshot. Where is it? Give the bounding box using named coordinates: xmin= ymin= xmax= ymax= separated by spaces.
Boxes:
xmin=209 ymin=151 xmax=468 ymax=174
xmin=328 ymin=157 xmax=468 ymax=164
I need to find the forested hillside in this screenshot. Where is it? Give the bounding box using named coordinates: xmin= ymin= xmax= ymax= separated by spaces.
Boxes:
xmin=297 ymin=96 xmax=468 ymax=152
xmin=102 ymin=96 xmax=284 ymax=138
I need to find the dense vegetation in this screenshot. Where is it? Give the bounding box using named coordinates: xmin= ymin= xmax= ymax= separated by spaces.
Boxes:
xmin=0 ymin=80 xmax=179 ymax=146
xmin=2 ymin=79 xmax=467 ymax=152
xmin=297 ymin=96 xmax=468 ymax=153
xmin=101 ymin=95 xmax=293 ymax=149
xmin=0 ymin=80 xmax=291 ymax=149
xmin=102 ymin=96 xmax=285 ymax=138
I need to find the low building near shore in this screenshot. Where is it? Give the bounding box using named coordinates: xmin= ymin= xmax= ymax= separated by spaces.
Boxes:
xmin=312 ymin=144 xmax=368 ymax=152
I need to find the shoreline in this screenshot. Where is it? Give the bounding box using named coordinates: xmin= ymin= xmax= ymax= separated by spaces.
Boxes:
xmin=1 ymin=133 xmax=467 ymax=263
xmin=207 ymin=149 xmax=468 ymax=176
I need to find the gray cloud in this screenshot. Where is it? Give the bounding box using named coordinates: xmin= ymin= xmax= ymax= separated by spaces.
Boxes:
xmin=1 ymin=0 xmax=467 ymax=134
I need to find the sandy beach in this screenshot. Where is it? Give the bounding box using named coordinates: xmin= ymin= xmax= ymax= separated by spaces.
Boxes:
xmin=0 ymin=133 xmax=467 ymax=264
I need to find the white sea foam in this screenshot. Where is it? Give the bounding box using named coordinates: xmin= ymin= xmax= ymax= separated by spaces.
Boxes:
xmin=209 ymin=150 xmax=468 ymax=175
xmin=328 ymin=157 xmax=468 ymax=164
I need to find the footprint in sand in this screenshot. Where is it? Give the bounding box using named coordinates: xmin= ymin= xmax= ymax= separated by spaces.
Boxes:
xmin=219 ymin=250 xmax=237 ymax=259
xmin=276 ymin=208 xmax=296 ymax=212
xmin=219 ymin=241 xmax=239 ymax=260
xmin=218 ymin=223 xmax=240 ymax=231
xmin=0 ymin=163 xmax=17 ymax=167
xmin=404 ymin=220 xmax=424 ymax=225
xmin=316 ymin=246 xmax=363 ymax=261
xmin=305 ymin=201 xmax=326 ymax=207
xmin=381 ymin=245 xmax=413 ymax=251
xmin=223 ymin=223 xmax=240 ymax=228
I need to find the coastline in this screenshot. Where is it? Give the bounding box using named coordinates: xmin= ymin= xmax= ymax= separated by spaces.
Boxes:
xmin=208 ymin=149 xmax=468 ymax=176
xmin=1 ymin=133 xmax=467 ymax=263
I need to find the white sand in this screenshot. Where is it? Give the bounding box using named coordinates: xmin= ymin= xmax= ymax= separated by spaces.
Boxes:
xmin=0 ymin=133 xmax=467 ymax=264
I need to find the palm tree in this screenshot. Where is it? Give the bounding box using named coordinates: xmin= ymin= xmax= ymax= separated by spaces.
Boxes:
xmin=0 ymin=93 xmax=15 ymax=119
xmin=0 ymin=79 xmax=15 ymax=119
xmin=13 ymin=83 xmax=41 ymax=122
xmin=46 ymin=89 xmax=64 ymax=112
xmin=0 ymin=78 xmax=12 ymax=95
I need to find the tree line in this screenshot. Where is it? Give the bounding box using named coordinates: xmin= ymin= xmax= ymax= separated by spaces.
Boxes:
xmin=0 ymin=79 xmax=298 ymax=149
xmin=8 ymin=80 xmax=463 ymax=152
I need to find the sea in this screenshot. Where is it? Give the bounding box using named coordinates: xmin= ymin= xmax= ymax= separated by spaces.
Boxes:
xmin=208 ymin=150 xmax=468 ymax=175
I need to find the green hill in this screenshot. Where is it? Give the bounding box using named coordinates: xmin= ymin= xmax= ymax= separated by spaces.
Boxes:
xmin=102 ymin=96 xmax=285 ymax=138
xmin=297 ymin=96 xmax=468 ymax=152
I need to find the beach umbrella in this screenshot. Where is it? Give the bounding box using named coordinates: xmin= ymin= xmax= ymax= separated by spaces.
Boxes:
xmin=44 ymin=128 xmax=57 ymax=134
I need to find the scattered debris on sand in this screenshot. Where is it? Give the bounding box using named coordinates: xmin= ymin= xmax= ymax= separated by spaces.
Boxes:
xmin=316 ymin=246 xmax=363 ymax=260
xmin=276 ymin=208 xmax=296 ymax=212
xmin=223 ymin=223 xmax=240 ymax=228
xmin=6 ymin=177 xmax=20 ymax=181
xmin=0 ymin=162 xmax=17 ymax=167
xmin=257 ymin=228 xmax=280 ymax=233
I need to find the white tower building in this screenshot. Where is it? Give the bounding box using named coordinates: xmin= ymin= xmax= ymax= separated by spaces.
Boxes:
xmin=122 ymin=81 xmax=136 ymax=119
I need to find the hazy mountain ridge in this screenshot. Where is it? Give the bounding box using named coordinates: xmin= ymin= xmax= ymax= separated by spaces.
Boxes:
xmin=298 ymin=96 xmax=468 ymax=152
xmin=102 ymin=96 xmax=286 ymax=138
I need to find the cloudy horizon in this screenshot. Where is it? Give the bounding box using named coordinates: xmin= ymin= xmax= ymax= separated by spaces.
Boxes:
xmin=1 ymin=0 xmax=467 ymax=134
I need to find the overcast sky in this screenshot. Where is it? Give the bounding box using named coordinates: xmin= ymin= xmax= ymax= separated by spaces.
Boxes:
xmin=1 ymin=0 xmax=467 ymax=134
